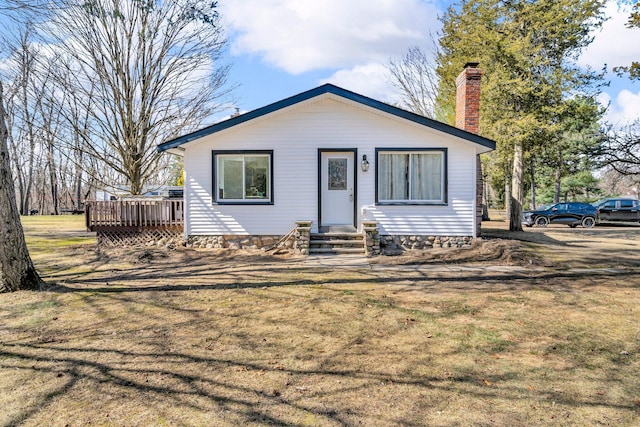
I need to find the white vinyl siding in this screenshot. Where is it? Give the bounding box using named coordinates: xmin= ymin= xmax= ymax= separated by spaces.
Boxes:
xmin=182 ymin=95 xmax=479 ymax=237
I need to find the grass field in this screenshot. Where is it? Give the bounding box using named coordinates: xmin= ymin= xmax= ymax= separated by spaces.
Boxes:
xmin=1 ymin=215 xmax=639 ymax=426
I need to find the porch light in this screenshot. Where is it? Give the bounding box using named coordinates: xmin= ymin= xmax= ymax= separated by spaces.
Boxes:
xmin=361 ymin=154 xmax=370 ymax=172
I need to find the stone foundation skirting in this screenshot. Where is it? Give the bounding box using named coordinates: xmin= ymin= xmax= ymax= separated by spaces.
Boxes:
xmin=96 ymin=227 xmax=474 ymax=257
xmin=187 ymin=222 xmax=310 ymax=254
xmin=380 ymin=235 xmax=473 ymax=255
xmin=188 ymin=233 xmax=472 ymax=255
xmin=187 ymin=235 xmax=287 ymax=250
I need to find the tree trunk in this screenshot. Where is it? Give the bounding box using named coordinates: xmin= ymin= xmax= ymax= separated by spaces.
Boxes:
xmin=75 ymin=169 xmax=83 ymax=211
xmin=5 ymin=116 xmax=27 ymax=215
xmin=483 ymin=165 xmax=490 ymax=209
xmin=530 ymin=163 xmax=536 ymax=210
xmin=504 ymin=167 xmax=511 ymax=216
xmin=0 ymin=81 xmax=44 ymax=292
xmin=21 ymin=72 xmax=35 ymax=216
xmin=509 ymin=142 xmax=524 ymax=231
xmin=47 ymin=140 xmax=59 ymax=215
xmin=554 ymin=166 xmax=561 ymax=203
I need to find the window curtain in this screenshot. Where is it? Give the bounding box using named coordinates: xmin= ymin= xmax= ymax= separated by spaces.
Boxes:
xmin=411 ymin=153 xmax=442 ymax=201
xmin=379 ymin=154 xmax=408 ymax=200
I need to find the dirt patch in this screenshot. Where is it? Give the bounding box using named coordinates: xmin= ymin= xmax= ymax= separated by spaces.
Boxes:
xmin=367 ymin=214 xmax=640 ymax=268
xmin=87 ymin=216 xmax=640 ymax=271
xmin=370 ymin=238 xmax=537 ymax=266
xmin=481 ymin=215 xmax=640 ymax=268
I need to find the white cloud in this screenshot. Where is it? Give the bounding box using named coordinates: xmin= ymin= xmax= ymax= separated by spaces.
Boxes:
xmin=578 ymin=1 xmax=640 ymax=71
xmin=600 ymin=89 xmax=640 ymax=126
xmin=321 ymin=63 xmax=398 ymax=102
xmin=220 ymin=0 xmax=440 ymax=74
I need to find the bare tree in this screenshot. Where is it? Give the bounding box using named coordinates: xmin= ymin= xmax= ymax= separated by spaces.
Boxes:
xmin=598 ymin=121 xmax=640 ymax=178
xmin=64 ymin=76 xmax=95 ymax=211
xmin=0 ymin=0 xmax=232 ymax=292
xmin=37 ymin=67 xmax=65 ymax=215
xmin=0 ymin=3 xmax=46 ymax=291
xmin=4 ymin=27 xmax=73 ymax=215
xmin=387 ymin=41 xmax=440 ymax=119
xmin=4 ymin=28 xmax=44 ymax=215
xmin=0 ymin=80 xmax=44 ymax=292
xmin=47 ymin=0 xmax=232 ymax=195
xmin=599 ymin=167 xmax=640 ymax=198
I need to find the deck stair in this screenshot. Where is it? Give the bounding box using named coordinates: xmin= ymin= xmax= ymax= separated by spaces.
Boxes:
xmin=309 ymin=232 xmax=365 ymax=255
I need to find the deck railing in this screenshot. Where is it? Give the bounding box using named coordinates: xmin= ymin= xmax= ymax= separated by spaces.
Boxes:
xmin=85 ymin=200 xmax=184 ymax=231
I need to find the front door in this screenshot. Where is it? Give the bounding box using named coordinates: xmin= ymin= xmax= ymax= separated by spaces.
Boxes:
xmin=320 ymin=150 xmax=356 ymax=228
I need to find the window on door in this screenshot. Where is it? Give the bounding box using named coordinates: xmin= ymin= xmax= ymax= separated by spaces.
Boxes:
xmin=376 ymin=149 xmax=447 ymax=204
xmin=212 ymin=150 xmax=273 ymax=204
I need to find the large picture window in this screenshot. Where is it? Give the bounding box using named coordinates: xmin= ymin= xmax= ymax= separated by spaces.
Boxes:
xmin=213 ymin=151 xmax=273 ymax=204
xmin=376 ymin=149 xmax=447 ymax=204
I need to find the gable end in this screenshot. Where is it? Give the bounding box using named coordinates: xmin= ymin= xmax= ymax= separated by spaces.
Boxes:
xmin=157 ymin=84 xmax=496 ymax=153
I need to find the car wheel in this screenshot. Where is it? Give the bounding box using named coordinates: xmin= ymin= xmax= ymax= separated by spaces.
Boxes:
xmin=534 ymin=216 xmax=548 ymax=227
xmin=581 ymin=216 xmax=595 ymax=228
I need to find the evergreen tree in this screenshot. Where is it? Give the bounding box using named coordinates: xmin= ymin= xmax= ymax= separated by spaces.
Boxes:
xmin=540 ymin=96 xmax=605 ymax=203
xmin=436 ymin=0 xmax=606 ymax=230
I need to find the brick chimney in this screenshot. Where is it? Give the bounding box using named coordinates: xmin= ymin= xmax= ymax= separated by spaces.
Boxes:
xmin=455 ymin=62 xmax=483 ymax=133
xmin=455 ymin=62 xmax=486 ymax=237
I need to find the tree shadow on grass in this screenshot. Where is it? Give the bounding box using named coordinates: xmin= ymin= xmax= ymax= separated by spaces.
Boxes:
xmin=44 ymin=263 xmax=640 ymax=295
xmin=2 ymin=334 xmax=637 ymax=426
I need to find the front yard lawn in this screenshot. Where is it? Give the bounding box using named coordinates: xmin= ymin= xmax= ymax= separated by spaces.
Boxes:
xmin=1 ymin=215 xmax=639 ymax=426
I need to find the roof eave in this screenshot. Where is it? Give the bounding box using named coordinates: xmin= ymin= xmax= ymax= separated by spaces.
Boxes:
xmin=157 ymin=84 xmax=496 ymax=153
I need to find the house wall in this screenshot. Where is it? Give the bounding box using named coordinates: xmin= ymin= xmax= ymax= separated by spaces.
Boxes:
xmin=183 ymin=96 xmax=478 ymax=237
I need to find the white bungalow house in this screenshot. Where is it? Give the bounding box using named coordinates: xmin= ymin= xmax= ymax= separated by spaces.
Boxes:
xmin=158 ymin=64 xmax=495 ymax=255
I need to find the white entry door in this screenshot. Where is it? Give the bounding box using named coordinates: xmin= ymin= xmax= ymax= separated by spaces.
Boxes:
xmin=320 ymin=151 xmax=355 ymax=227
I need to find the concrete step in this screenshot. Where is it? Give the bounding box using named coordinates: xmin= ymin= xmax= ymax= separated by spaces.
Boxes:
xmin=308 ymin=232 xmax=366 ymax=255
xmin=309 ymin=247 xmax=366 ymax=254
xmin=310 ymin=239 xmax=364 ymax=245
xmin=310 ymin=233 xmax=362 ymax=239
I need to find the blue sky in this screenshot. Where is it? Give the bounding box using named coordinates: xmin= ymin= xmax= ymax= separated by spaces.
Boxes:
xmin=217 ymin=0 xmax=640 ymax=127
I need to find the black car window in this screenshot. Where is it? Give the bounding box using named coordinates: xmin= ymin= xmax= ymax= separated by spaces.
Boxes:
xmin=620 ymin=200 xmax=634 ymax=208
xmin=603 ymin=201 xmax=616 ymax=208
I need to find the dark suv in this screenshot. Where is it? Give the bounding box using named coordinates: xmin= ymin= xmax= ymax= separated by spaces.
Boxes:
xmin=522 ymin=202 xmax=597 ymax=228
xmin=593 ymin=198 xmax=640 ymax=223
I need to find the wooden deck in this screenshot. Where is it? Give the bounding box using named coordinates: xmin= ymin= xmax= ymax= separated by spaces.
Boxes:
xmin=85 ymin=200 xmax=184 ymax=232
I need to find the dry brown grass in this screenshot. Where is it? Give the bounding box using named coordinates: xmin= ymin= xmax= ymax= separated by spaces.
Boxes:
xmin=1 ymin=215 xmax=640 ymax=426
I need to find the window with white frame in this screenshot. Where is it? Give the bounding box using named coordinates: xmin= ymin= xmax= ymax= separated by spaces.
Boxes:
xmin=376 ymin=149 xmax=447 ymax=204
xmin=213 ymin=151 xmax=273 ymax=204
